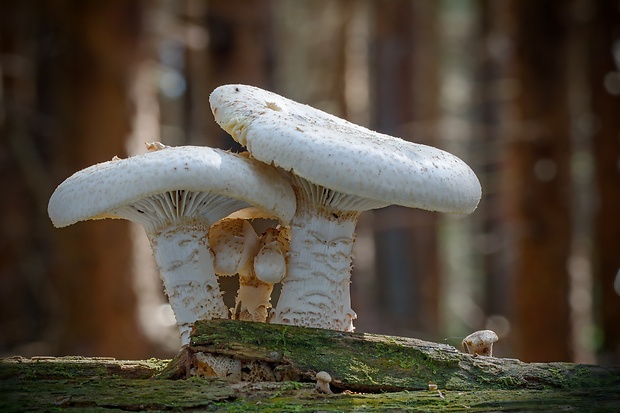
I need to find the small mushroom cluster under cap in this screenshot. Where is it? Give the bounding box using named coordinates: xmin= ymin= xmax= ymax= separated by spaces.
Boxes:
xmin=209 ymin=211 xmax=289 ymax=322
xmin=48 ymin=84 xmax=482 ymax=359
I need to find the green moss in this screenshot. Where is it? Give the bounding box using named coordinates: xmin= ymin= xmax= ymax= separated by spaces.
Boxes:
xmin=0 ymin=375 xmax=235 ymax=412
xmin=218 ymin=387 xmax=620 ymax=413
xmin=191 ymin=320 xmax=470 ymax=391
xmin=0 ymin=356 xmax=166 ymax=382
xmin=556 ymin=363 xmax=620 ymax=389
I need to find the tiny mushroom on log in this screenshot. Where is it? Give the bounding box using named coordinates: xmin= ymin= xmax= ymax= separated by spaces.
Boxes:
xmin=48 ymin=144 xmax=295 ymax=344
xmin=315 ymin=371 xmax=333 ymax=394
xmin=209 ymin=209 xmax=289 ymax=322
xmin=210 ymin=84 xmax=482 ymax=332
xmin=462 ymin=330 xmax=499 ymax=357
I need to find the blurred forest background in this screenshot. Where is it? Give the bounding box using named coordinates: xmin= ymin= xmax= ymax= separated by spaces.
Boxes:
xmin=1 ymin=0 xmax=619 ymax=366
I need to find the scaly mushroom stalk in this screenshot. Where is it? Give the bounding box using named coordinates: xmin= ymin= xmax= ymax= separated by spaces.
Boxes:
xmin=148 ymin=224 xmax=227 ymax=343
xmin=270 ymin=189 xmax=359 ymax=331
xmin=88 ymin=189 xmax=248 ymax=344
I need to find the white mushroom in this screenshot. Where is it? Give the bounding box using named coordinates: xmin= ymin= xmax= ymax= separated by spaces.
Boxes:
xmin=315 ymin=371 xmax=333 ymax=394
xmin=462 ymin=330 xmax=499 ymax=357
xmin=209 ymin=214 xmax=289 ymax=322
xmin=210 ymin=218 xmax=261 ymax=278
xmin=210 ymin=84 xmax=482 ymax=332
xmin=253 ymin=226 xmax=289 ymax=285
xmin=48 ymin=145 xmax=295 ymax=344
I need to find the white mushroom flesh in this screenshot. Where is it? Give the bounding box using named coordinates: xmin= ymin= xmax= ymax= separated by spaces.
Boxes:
xmin=210 ymin=218 xmax=259 ymax=276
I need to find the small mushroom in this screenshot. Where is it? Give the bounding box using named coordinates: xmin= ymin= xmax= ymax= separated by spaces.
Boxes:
xmin=315 ymin=371 xmax=333 ymax=394
xmin=253 ymin=226 xmax=289 ymax=285
xmin=462 ymin=330 xmax=499 ymax=357
xmin=48 ymin=145 xmax=295 ymax=344
xmin=210 ymin=211 xmax=289 ymax=322
xmin=210 ymin=84 xmax=482 ymax=332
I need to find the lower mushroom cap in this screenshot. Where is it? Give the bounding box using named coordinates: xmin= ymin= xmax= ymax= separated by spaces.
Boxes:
xmin=48 ymin=145 xmax=296 ymax=228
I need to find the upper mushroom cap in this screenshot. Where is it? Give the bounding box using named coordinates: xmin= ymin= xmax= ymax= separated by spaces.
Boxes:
xmin=210 ymin=84 xmax=481 ymax=214
xmin=48 ymin=145 xmax=296 ymax=228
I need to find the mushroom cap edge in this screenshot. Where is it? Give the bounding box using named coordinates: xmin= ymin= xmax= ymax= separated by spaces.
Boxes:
xmin=48 ymin=145 xmax=296 ymax=228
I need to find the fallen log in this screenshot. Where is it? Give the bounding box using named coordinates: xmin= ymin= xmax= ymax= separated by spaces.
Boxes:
xmin=161 ymin=319 xmax=620 ymax=393
xmin=2 ymin=319 xmax=619 ymax=412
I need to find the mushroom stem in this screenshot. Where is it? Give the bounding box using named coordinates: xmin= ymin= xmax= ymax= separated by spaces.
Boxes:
xmin=148 ymin=224 xmax=228 ymax=344
xmin=270 ymin=202 xmax=358 ymax=331
xmin=234 ymin=277 xmax=273 ymax=322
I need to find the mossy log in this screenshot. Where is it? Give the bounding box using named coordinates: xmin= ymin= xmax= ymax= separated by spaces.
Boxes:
xmin=2 ymin=319 xmax=619 ymax=412
xmin=165 ymin=319 xmax=620 ymax=392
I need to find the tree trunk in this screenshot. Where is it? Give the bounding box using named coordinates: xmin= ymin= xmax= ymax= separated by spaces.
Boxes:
xmin=175 ymin=320 xmax=620 ymax=392
xmin=371 ymin=0 xmax=441 ymax=339
xmin=474 ymin=0 xmax=516 ymax=345
xmin=589 ymin=0 xmax=620 ymax=366
xmin=204 ymin=0 xmax=272 ymax=151
xmin=0 ymin=0 xmax=54 ymax=356
xmin=509 ymin=0 xmax=572 ymax=362
xmin=46 ymin=0 xmax=150 ymax=358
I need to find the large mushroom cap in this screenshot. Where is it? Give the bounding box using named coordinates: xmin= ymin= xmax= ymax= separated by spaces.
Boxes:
xmin=48 ymin=145 xmax=296 ymax=227
xmin=210 ymin=84 xmax=481 ymax=214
